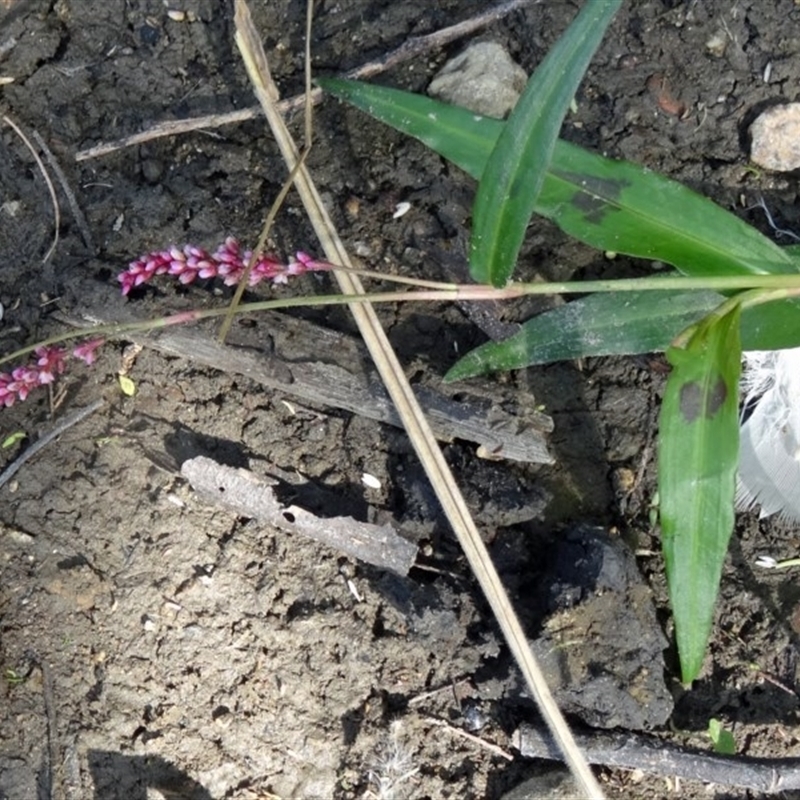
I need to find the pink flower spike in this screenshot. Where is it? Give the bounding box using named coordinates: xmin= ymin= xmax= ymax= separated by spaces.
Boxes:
xmin=213 ymin=238 xmax=245 ymax=265
xmin=73 ymin=339 xmax=104 ymax=366
xmin=177 ymin=269 xmax=199 ymax=285
xmin=120 ymin=240 xmax=332 ymax=295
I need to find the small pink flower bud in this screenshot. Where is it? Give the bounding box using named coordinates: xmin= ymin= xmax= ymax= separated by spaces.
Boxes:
xmin=73 ymin=339 xmax=104 ymax=366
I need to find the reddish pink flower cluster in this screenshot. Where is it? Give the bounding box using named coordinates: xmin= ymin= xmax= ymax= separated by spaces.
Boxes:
xmin=118 ymin=237 xmax=330 ymax=296
xmin=0 ymin=340 xmax=103 ymax=407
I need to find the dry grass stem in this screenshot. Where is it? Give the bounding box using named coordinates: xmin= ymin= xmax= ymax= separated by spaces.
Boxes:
xmin=424 ymin=715 xmax=514 ymax=761
xmin=32 ymin=129 xmax=94 ymax=253
xmin=0 ymin=398 xmax=104 ymax=490
xmin=233 ymin=1 xmax=603 ymax=797
xmin=2 ymin=114 xmax=60 ymax=264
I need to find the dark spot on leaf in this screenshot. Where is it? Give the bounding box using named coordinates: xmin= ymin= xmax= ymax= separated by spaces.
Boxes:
xmin=679 ymin=381 xmax=702 ymax=423
xmin=679 ymin=376 xmax=728 ymax=423
xmin=551 ymin=170 xmax=631 ymax=224
xmin=706 ymin=377 xmax=728 ymax=417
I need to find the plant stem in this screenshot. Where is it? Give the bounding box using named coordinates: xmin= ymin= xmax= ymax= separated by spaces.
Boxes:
xmin=7 ymin=273 xmax=800 ymax=369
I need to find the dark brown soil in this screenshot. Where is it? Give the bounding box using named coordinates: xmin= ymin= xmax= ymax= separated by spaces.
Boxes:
xmin=2 ymin=1 xmax=800 ymax=798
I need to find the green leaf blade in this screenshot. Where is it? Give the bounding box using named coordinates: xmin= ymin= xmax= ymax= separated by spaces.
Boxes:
xmin=541 ymin=140 xmax=797 ymax=278
xmin=320 ymin=80 xmax=797 ymax=279
xmin=657 ymin=306 xmax=741 ymax=683
xmin=445 ymin=293 xmax=800 ymax=380
xmin=316 ymin=77 xmax=500 ymax=181
xmin=470 ymin=0 xmax=622 ymax=287
xmin=444 ymin=290 xmax=721 ymax=380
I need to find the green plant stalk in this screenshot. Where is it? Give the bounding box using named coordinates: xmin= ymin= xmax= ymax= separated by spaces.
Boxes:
xmin=10 ymin=274 xmax=800 ymax=369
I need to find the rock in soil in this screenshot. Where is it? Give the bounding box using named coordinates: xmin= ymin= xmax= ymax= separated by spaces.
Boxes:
xmin=749 ymin=103 xmax=800 ymax=172
xmin=428 ymin=40 xmax=527 ymax=118
xmin=529 ymin=525 xmax=673 ymax=730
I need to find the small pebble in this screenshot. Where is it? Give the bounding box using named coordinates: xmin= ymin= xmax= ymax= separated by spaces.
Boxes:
xmin=749 ymin=103 xmax=800 ymax=171
xmin=392 ymin=201 xmax=411 ymax=219
xmin=705 ymin=30 xmax=727 ymax=58
xmin=428 ymin=41 xmax=527 ymax=119
xmin=361 ymin=472 xmax=381 ymax=489
xmin=142 ymin=615 xmax=157 ymax=632
xmin=139 ymin=23 xmax=161 ymax=46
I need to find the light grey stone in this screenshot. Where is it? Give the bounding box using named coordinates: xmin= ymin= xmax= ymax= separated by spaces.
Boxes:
xmin=428 ymin=41 xmax=527 ymax=119
xmin=750 ymin=103 xmax=800 ymax=171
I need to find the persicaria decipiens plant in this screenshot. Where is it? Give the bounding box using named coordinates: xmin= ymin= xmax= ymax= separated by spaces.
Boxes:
xmin=117 ymin=237 xmax=330 ymax=295
xmin=0 ymin=240 xmax=331 ymax=408
xmin=0 ymin=340 xmax=103 ymax=407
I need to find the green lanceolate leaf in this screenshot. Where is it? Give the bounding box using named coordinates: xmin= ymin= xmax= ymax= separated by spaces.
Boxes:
xmin=657 ymin=304 xmax=741 ymax=683
xmin=444 ymin=289 xmax=720 ymax=380
xmin=319 ymin=79 xmax=797 ymax=278
xmin=317 ymin=78 xmax=498 ymax=180
xmin=445 ymin=291 xmax=800 ymax=380
xmin=470 ymin=0 xmax=621 ymax=287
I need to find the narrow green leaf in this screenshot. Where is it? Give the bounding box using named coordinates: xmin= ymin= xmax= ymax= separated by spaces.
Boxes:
xmin=657 ymin=305 xmax=741 ymax=683
xmin=317 ymin=78 xmax=499 ymax=180
xmin=444 ymin=290 xmax=720 ymax=380
xmin=538 ymin=140 xmax=796 ymax=278
xmin=471 ymin=0 xmax=621 ymax=287
xmin=319 ymin=79 xmax=796 ymax=278
xmin=445 ymin=292 xmax=800 ymax=380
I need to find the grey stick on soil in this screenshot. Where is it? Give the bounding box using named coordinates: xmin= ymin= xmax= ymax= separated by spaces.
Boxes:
xmin=57 ymin=296 xmax=553 ymax=464
xmin=182 ymin=456 xmax=418 ymax=575
xmin=515 ymin=722 xmax=800 ymax=793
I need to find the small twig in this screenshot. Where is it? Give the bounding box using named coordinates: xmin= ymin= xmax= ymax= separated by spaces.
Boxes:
xmin=0 ymin=398 xmax=104 ymax=490
xmin=24 ymin=651 xmax=61 ymax=800
xmin=32 ymin=130 xmax=95 ymax=253
xmin=74 ymin=0 xmax=534 ymax=162
xmin=515 ymin=722 xmax=800 ymax=793
xmin=408 ymin=678 xmax=473 ymax=706
xmin=2 ymin=114 xmax=60 ymax=265
xmin=424 ymin=715 xmax=514 ymax=762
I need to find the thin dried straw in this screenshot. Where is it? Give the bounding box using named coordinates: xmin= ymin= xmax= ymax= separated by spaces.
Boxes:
xmin=2 ymin=114 xmax=60 ymax=264
xmin=232 ymin=2 xmax=603 ymax=797
xmin=32 ymin=129 xmax=95 ymax=253
xmin=218 ymin=0 xmax=315 ymax=344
